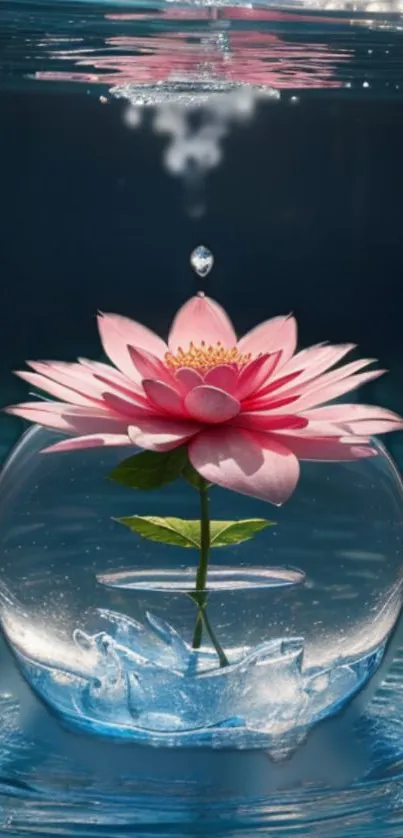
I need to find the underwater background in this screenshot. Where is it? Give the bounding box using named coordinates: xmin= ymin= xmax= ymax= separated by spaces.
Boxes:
xmin=2 ymin=2 xmax=403 ymax=835
xmin=2 ymin=83 xmax=403 ymax=461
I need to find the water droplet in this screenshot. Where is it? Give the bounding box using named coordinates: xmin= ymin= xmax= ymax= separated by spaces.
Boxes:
xmin=190 ymin=245 xmax=214 ymax=278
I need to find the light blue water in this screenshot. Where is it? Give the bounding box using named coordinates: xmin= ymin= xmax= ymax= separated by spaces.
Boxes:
xmin=10 ymin=604 xmax=386 ymax=751
xmin=1 ymin=625 xmax=403 ymax=836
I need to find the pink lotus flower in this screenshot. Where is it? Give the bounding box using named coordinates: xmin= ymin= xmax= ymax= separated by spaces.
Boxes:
xmin=6 ymin=294 xmax=403 ymax=505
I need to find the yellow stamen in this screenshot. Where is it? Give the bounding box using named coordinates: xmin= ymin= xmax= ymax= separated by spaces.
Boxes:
xmin=165 ymin=342 xmax=252 ymax=373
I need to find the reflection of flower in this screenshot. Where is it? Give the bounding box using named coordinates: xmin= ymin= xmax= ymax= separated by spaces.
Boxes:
xmin=6 ymin=295 xmax=403 ymax=505
xmin=34 ymin=8 xmax=352 ymax=91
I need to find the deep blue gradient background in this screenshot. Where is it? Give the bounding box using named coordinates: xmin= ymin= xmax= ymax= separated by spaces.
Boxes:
xmin=1 ymin=91 xmax=402 ymax=413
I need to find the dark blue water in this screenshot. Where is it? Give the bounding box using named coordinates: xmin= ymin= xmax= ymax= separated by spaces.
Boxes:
xmin=2 ymin=1 xmax=403 ymax=835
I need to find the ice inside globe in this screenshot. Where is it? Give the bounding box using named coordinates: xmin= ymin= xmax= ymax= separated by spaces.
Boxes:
xmin=0 ymin=426 xmax=402 ymax=755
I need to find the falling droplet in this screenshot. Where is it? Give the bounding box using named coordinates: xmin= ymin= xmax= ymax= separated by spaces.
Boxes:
xmin=190 ymin=246 xmax=214 ymax=278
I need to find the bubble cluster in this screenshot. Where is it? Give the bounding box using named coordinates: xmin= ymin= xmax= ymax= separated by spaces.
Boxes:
xmin=120 ymin=85 xmax=280 ymax=213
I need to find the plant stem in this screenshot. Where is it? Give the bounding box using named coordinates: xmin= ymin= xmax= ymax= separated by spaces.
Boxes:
xmin=191 ymin=479 xmax=210 ymax=650
xmin=200 ymin=607 xmax=229 ymax=669
xmin=191 ymin=479 xmax=229 ymax=667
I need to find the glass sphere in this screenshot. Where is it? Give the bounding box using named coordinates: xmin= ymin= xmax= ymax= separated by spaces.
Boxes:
xmin=0 ymin=426 xmax=402 ymax=754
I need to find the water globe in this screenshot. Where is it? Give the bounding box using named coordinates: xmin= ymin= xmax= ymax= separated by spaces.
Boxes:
xmin=0 ymin=422 xmax=402 ymax=758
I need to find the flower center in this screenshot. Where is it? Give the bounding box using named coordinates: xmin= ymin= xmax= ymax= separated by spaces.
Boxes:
xmin=165 ymin=341 xmax=252 ymax=373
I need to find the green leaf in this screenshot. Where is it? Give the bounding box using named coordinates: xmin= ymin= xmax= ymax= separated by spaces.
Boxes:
xmin=181 ymin=462 xmax=213 ymax=490
xmin=109 ymin=448 xmax=188 ymax=491
xmin=209 ymin=519 xmax=275 ymax=547
xmin=114 ymin=516 xmax=275 ymax=549
xmin=115 ymin=516 xmax=202 ymax=548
